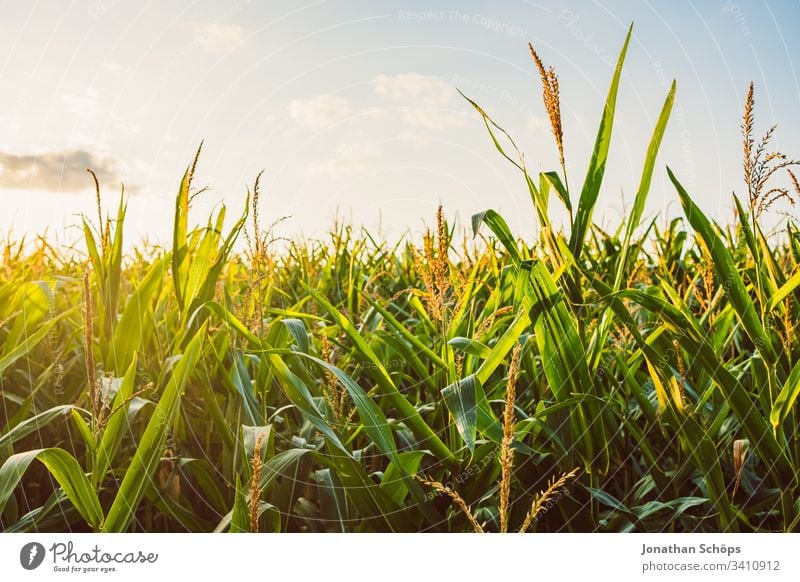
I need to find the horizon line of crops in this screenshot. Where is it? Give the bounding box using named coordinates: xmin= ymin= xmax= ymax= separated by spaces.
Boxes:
xmin=3 ymin=23 xmax=800 ymax=532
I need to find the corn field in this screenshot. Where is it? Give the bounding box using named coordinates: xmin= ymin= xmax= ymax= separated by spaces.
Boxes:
xmin=2 ymin=28 xmax=800 ymax=533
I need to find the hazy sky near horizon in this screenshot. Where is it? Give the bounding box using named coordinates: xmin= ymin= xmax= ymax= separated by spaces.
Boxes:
xmin=1 ymin=0 xmax=799 ymax=246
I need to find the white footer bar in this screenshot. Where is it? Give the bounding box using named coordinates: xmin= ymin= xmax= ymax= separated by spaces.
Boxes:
xmin=1 ymin=533 xmax=796 ymax=581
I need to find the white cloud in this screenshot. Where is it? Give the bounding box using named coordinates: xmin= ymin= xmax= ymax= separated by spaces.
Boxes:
xmin=373 ymin=74 xmax=454 ymax=105
xmin=310 ymin=142 xmax=379 ymax=178
xmin=289 ymin=95 xmax=351 ymax=130
xmin=400 ymin=109 xmax=464 ymax=130
xmin=192 ymin=22 xmax=244 ymax=52
xmin=373 ymin=74 xmax=463 ymax=130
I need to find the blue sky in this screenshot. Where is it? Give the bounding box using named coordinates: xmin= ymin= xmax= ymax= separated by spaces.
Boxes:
xmin=1 ymin=0 xmax=799 ymax=245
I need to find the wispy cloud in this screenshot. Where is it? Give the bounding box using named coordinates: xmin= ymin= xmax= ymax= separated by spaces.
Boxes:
xmin=373 ymin=74 xmax=464 ymax=129
xmin=192 ymin=22 xmax=245 ymax=52
xmin=400 ymin=109 xmax=464 ymax=130
xmin=373 ymin=74 xmax=454 ymax=105
xmin=0 ymin=149 xmax=123 ymax=192
xmin=310 ymin=142 xmax=379 ymax=178
xmin=289 ymin=95 xmax=351 ymax=130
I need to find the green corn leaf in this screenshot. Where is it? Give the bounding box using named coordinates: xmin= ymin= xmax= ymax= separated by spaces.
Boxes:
xmin=308 ymin=288 xmax=456 ymax=467
xmin=109 ymin=254 xmax=170 ymax=372
xmin=471 ymin=209 xmax=521 ymax=264
xmin=0 ymin=448 xmax=103 ymax=529
xmin=172 ymin=161 xmax=193 ymax=310
xmin=102 ymin=326 xmax=205 ymax=532
xmin=0 ymin=405 xmax=77 ymax=451
xmin=771 ymin=359 xmax=800 ymax=434
xmin=178 ymin=458 xmax=228 ymax=514
xmin=230 ymin=351 xmax=263 ymax=426
xmin=361 ymin=294 xmax=447 ymax=369
xmin=70 ymin=410 xmax=95 ymax=452
xmin=441 ymin=375 xmax=478 ymax=452
xmin=526 ymin=261 xmax=608 ymax=472
xmin=0 ymin=307 xmax=77 ymax=377
xmin=183 ymin=209 xmax=227 ymax=315
xmin=475 ymin=308 xmax=529 ymax=385
xmin=380 ymin=451 xmax=426 ymax=505
xmin=93 ymin=354 xmax=139 ymax=486
xmin=614 ymin=80 xmax=675 ymax=290
xmin=669 ymin=167 xmax=779 ymax=366
xmin=769 ymin=268 xmax=800 ymax=311
xmin=569 ymin=24 xmax=632 ymax=260
xmin=314 ymin=468 xmax=348 ymax=532
xmin=281 ymin=318 xmax=309 ymax=353
xmin=286 ymin=351 xmax=442 ymax=525
xmin=542 ymin=171 xmax=571 ymax=214
xmin=298 ymin=354 xmax=398 ymax=460
xmin=229 ymin=476 xmax=249 ymax=533
xmin=447 ymin=337 xmax=492 ymax=358
xmin=618 ymin=288 xmax=796 ymax=490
